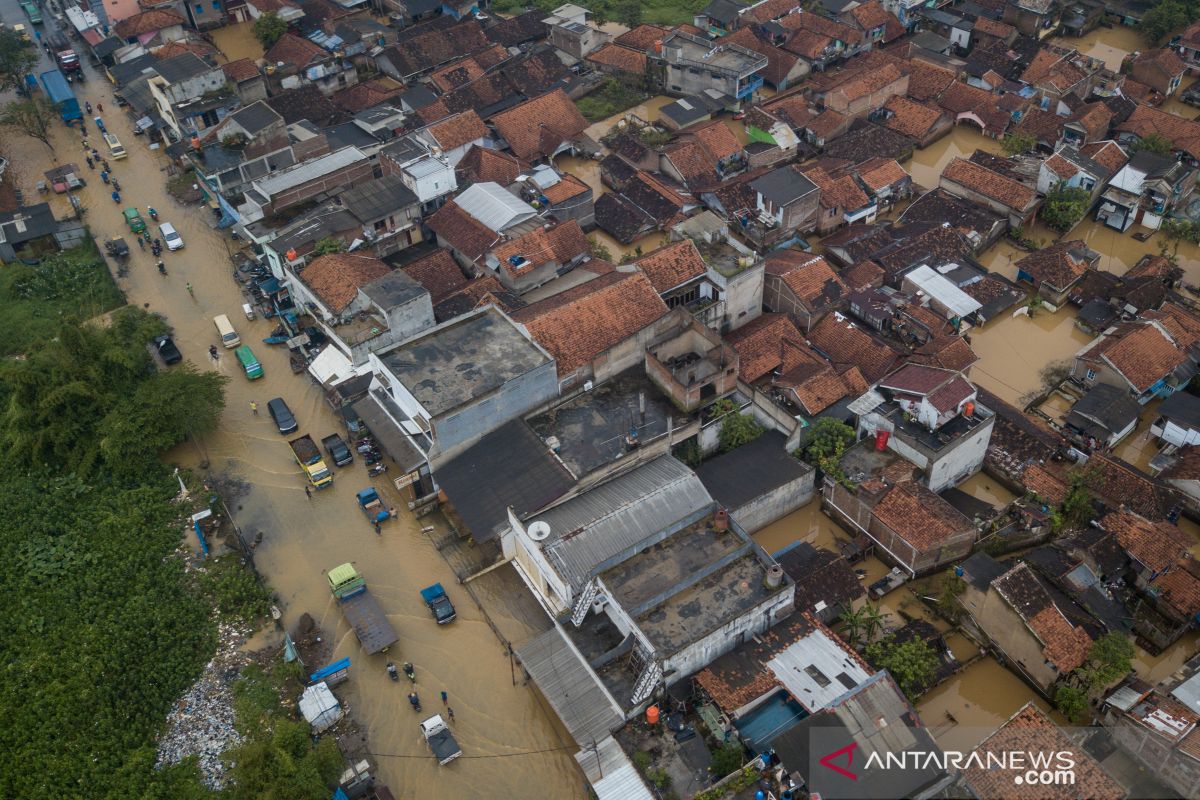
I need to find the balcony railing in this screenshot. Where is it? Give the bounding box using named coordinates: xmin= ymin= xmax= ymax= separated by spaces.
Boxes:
xmin=736 ymin=75 xmax=763 ymax=99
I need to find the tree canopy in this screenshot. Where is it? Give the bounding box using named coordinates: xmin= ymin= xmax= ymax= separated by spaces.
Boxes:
xmin=1138 ymin=0 xmax=1193 ymax=45
xmin=865 ymin=636 xmax=940 ymax=700
xmin=1001 ymin=131 xmax=1036 ymax=156
xmin=0 ymin=29 xmax=37 ymax=94
xmin=1129 ymin=132 xmax=1174 ymax=156
xmin=252 ymin=12 xmax=288 ymax=48
xmin=1040 ymin=182 xmax=1091 ymax=233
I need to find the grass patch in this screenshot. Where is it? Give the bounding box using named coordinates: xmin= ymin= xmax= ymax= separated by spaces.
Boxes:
xmin=576 ymin=77 xmax=650 ymax=122
xmin=0 ymin=243 xmax=124 ymax=355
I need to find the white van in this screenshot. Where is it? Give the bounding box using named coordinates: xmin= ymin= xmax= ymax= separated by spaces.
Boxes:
xmin=102 ymin=132 xmax=127 ymax=160
xmin=213 ymin=314 xmax=241 ymax=348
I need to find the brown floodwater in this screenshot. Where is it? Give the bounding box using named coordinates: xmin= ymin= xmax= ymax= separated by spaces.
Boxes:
xmin=907 ymin=125 xmax=1002 ymax=191
xmin=208 ymin=23 xmax=265 ymax=64
xmin=956 ymin=473 xmax=1016 ymax=507
xmin=967 ymin=308 xmax=1093 ymax=405
xmin=583 ymin=94 xmax=675 ymax=142
xmin=1051 ymin=26 xmax=1143 ymax=72
xmin=9 ymin=74 xmax=585 ymax=798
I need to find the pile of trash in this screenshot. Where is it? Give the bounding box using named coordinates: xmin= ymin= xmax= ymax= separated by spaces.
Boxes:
xmin=155 ymin=620 xmax=252 ymax=789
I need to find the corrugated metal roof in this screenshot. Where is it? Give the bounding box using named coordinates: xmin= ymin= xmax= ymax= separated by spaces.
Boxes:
xmin=455 ymin=181 xmax=538 ymax=233
xmin=576 ymin=736 xmax=655 ymax=800
xmin=1172 ymin=673 xmax=1200 ymax=714
xmin=905 ymin=264 xmax=982 ymax=318
xmin=768 ymin=629 xmax=870 ymax=713
xmin=516 ymin=627 xmax=624 ymax=744
xmin=254 ymin=146 xmax=367 ymax=197
xmin=533 ymin=456 xmax=713 ymax=590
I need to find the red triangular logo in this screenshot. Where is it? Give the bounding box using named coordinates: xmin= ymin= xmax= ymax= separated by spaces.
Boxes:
xmin=819 ymin=743 xmax=858 ymax=780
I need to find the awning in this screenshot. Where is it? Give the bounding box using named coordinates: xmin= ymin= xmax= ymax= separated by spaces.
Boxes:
xmin=307 ymin=344 xmax=354 ymax=386
xmin=350 ymin=395 xmax=427 ymax=473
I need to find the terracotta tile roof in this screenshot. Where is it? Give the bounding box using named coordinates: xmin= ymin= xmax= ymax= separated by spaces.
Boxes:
xmin=425 ymin=110 xmax=487 ymax=152
xmin=992 ymin=562 xmax=1092 ymax=673
xmin=1015 ymin=107 xmax=1066 ymax=143
xmin=540 ymin=173 xmax=589 ymax=205
xmin=221 ymin=58 xmax=260 ymax=83
xmin=804 ymin=165 xmax=871 ymax=212
xmin=1091 ymin=453 xmax=1179 ymax=521
xmin=615 ymin=23 xmax=670 ymax=50
xmin=783 ymin=28 xmax=833 ymax=60
xmin=664 ymin=141 xmax=721 ymax=189
xmin=912 ymin=335 xmax=978 ymax=372
xmin=632 ymin=240 xmax=707 ymax=293
xmin=832 ymin=63 xmax=905 ymax=104
xmin=746 ymin=0 xmax=800 ymax=23
xmin=299 ymin=253 xmax=391 ymax=314
xmin=456 ymin=144 xmax=524 ymax=186
xmin=586 ymin=43 xmax=647 ymax=74
xmin=491 ymin=90 xmax=588 ymax=161
xmin=840 ymin=259 xmax=883 ymax=289
xmin=1117 ymin=104 xmax=1200 ymax=161
xmin=1024 ymin=462 xmax=1068 ymax=504
xmin=1146 ymin=302 xmax=1200 ymax=349
xmin=805 ymin=108 xmax=849 ymax=140
xmin=872 ymin=480 xmax=972 ymax=551
xmin=156 ymin=40 xmax=218 ymax=59
xmin=1134 ymin=48 xmax=1187 ymax=82
xmin=691 ymin=120 xmax=742 ymax=162
xmin=114 ymin=8 xmax=184 ymax=37
xmin=1043 ymin=152 xmax=1080 ymax=181
xmin=331 ymin=80 xmax=401 ymax=113
xmin=264 ymin=33 xmax=326 ymax=70
xmin=767 ymin=252 xmax=848 ymax=311
xmin=625 ymin=171 xmax=687 ymax=223
xmin=965 ymin=704 xmax=1123 ymax=800
xmin=906 ymin=60 xmax=956 ymax=102
xmin=846 ymin=0 xmax=891 ymax=30
xmin=265 ymin=84 xmax=338 ymax=126
xmin=881 ymin=95 xmax=944 ymax=139
xmin=513 ymin=272 xmax=668 ymax=376
xmin=937 ymin=81 xmax=995 ymax=115
xmin=856 ymin=158 xmax=908 ymax=192
xmin=426 ymin=201 xmax=501 ymax=263
xmin=1100 ymin=510 xmax=1192 ymax=574
xmin=942 ymin=157 xmax=1036 ymax=212
xmin=722 ymin=28 xmax=800 ymax=87
xmin=781 ymin=10 xmax=862 ymax=44
xmin=1153 ymin=563 xmax=1200 ymax=618
xmin=401 ymin=248 xmax=470 ymax=304
xmin=808 ymin=312 xmax=899 ymax=382
xmin=972 ymin=16 xmax=1015 ymax=39
xmin=1079 ymin=140 xmax=1128 ymax=176
xmin=380 ymin=20 xmax=491 ymax=79
xmin=429 ymin=56 xmax=486 ymax=93
xmin=491 ymin=220 xmax=588 ymax=278
xmin=1016 ymin=240 xmax=1091 ymax=291
xmin=1067 ymin=102 xmax=1113 ymax=140
xmin=1103 ymin=323 xmax=1188 ymax=393
xmin=726 ymin=313 xmax=806 ymax=382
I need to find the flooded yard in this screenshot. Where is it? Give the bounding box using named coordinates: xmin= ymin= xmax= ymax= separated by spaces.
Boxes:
xmin=209 ymin=23 xmax=264 ymax=63
xmin=1051 ymin=26 xmax=1143 ymax=72
xmin=907 ymin=125 xmax=1002 ymax=191
xmin=967 ymin=308 xmax=1093 ymax=406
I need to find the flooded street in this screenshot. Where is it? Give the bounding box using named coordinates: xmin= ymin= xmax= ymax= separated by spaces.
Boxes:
xmin=907 ymin=125 xmax=1001 ymax=191
xmin=208 ymin=23 xmax=264 ymax=63
xmin=1051 ymin=26 xmax=1143 ymax=72
xmin=6 ymin=69 xmax=585 ymax=798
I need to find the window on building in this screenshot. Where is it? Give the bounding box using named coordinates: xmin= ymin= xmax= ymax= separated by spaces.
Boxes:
xmin=1085 ymin=369 xmax=1096 ymax=381
xmin=804 ymin=665 xmax=831 ymax=687
xmin=665 ymin=285 xmax=700 ymax=308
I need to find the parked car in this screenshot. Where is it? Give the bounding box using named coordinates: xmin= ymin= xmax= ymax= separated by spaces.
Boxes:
xmin=159 ymin=222 xmax=184 ymax=250
xmin=268 ymin=397 xmax=298 ymax=434
xmin=153 ymin=334 xmax=181 ymax=365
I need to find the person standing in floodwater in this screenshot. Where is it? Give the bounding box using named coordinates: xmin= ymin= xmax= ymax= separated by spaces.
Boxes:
xmin=250 ymin=401 xmax=258 ymax=415
xmin=304 ymin=485 xmax=312 ymax=499
xmin=440 ymin=691 xmax=448 ymax=705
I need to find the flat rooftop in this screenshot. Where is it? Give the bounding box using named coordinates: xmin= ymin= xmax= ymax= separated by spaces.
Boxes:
xmin=667 ymin=33 xmax=766 ymax=76
xmin=879 ymin=399 xmax=994 ymax=454
xmin=380 ymin=307 xmax=551 ymax=416
xmin=602 ymin=521 xmax=744 ymax=613
xmin=527 ymin=370 xmax=676 ymax=477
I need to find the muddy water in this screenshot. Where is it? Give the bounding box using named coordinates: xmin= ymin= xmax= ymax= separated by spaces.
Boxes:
xmin=9 ymin=72 xmax=585 ymax=798
xmin=956 ymin=473 xmax=1016 ymax=507
xmin=583 ymin=94 xmax=675 ymax=142
xmin=1112 ymin=398 xmax=1160 ymax=471
xmin=967 ymin=308 xmax=1093 ymax=405
xmin=907 ymin=125 xmax=1003 ymax=191
xmin=1051 ymin=26 xmax=1143 ymax=72
xmin=917 ymin=658 xmax=1060 ymax=751
xmin=208 ymin=23 xmax=264 ymax=64
xmin=1133 ymin=631 xmax=1200 ymax=683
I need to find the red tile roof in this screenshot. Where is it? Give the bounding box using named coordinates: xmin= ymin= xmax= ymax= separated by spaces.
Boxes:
xmin=808 ymin=312 xmax=899 ymax=381
xmin=221 ymin=58 xmax=261 ymax=83
xmin=114 ymin=8 xmax=184 ymax=37
xmin=1079 ymin=140 xmax=1128 ymax=176
xmin=426 ymin=201 xmax=501 ymax=263
xmin=1100 ymin=509 xmax=1192 ymax=574
xmin=425 ymin=110 xmax=487 ymax=152
xmin=264 ymin=33 xmax=327 ymax=70
xmin=491 ymin=89 xmax=588 ymax=161
xmin=586 ymin=43 xmax=648 ymax=74
xmin=906 ymin=60 xmax=956 ymax=102
xmin=540 ymin=173 xmax=589 ymax=204
xmin=840 ymin=260 xmax=884 ymax=289
xmin=804 ymin=165 xmax=870 ymax=212
xmin=491 ymin=220 xmax=588 ymax=278
xmin=993 ymin=562 xmax=1092 ymax=673
xmin=1103 ymin=323 xmax=1189 ymax=393
xmin=632 ymin=240 xmax=707 ymax=293
xmin=155 ymin=39 xmax=218 ymax=59
xmin=664 ymin=141 xmax=721 ymax=189
xmin=745 ymin=0 xmax=800 ymax=23
xmin=856 ymin=157 xmax=908 ymax=192
xmin=882 ymin=95 xmax=945 ymax=139
xmin=1015 ymin=240 xmax=1091 ymax=291
xmin=912 ymin=335 xmax=978 ymax=373
xmin=872 ymin=480 xmax=972 ymax=551
xmin=942 ymin=157 xmax=1036 ymax=212
xmin=972 ymin=16 xmax=1015 ymax=40
xmin=401 ymin=248 xmax=470 ymax=304
xmin=513 ymin=272 xmax=668 ymax=376
xmin=767 ymin=252 xmax=848 ymax=310
xmin=846 ymin=0 xmax=891 ymax=30
xmin=456 ymin=144 xmax=524 ymax=186
xmin=331 ymin=80 xmax=402 ymax=113
xmin=726 ymin=313 xmax=806 ymax=382
xmin=614 ymin=23 xmax=670 ymax=51
xmin=1117 ymin=104 xmax=1200 ymax=161
xmin=300 ymin=253 xmax=391 ymax=313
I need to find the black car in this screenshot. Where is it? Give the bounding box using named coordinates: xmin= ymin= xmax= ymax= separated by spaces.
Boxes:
xmin=267 ymin=397 xmax=298 ymax=434
xmin=154 ymin=334 xmax=182 ymax=365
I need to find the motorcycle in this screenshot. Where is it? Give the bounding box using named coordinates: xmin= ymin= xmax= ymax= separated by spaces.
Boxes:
xmin=142 ymin=230 xmax=152 ymax=243
xmin=157 ymin=261 xmax=167 ymax=276
xmin=387 ymin=662 xmax=399 ymax=682
xmin=363 ymin=452 xmax=382 ymax=466
xmin=111 ymin=190 xmax=120 ymax=203
xmin=408 ymin=692 xmax=422 ymax=713
xmin=100 ymin=170 xmax=109 ymax=184
xmin=148 ymin=207 xmax=158 ymax=221
xmin=85 ymin=101 xmax=92 ymax=114
xmin=403 ymin=662 xmax=416 ymax=682
xmin=151 ymin=243 xmax=161 ymax=257
xmin=112 ymin=179 xmax=120 ymax=192
xmin=368 ymin=463 xmax=388 ymax=478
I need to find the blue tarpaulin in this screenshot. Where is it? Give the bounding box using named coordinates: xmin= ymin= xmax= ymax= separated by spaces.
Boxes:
xmin=310 ymin=657 xmax=351 ymax=686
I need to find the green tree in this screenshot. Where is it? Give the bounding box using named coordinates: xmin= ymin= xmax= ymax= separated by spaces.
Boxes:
xmin=252 ymin=12 xmax=288 ymax=48
xmin=1054 ymin=684 xmax=1089 ymax=722
xmin=715 ymin=401 xmax=764 ymax=452
xmin=1001 ymin=131 xmax=1036 ymax=156
xmin=1040 ymin=182 xmax=1091 ymax=233
xmin=1 ymin=96 xmax=58 ymax=153
xmin=588 ymin=235 xmax=613 ymax=262
xmin=937 ymin=569 xmax=967 ymax=621
xmin=799 ymin=417 xmax=855 ymax=482
xmin=1129 ymin=132 xmax=1174 ymax=156
xmin=1138 ymin=0 xmax=1191 ymax=45
xmin=709 ymin=743 xmax=745 ymax=777
xmin=839 ymin=602 xmax=887 ymax=649
xmin=865 ymin=636 xmax=940 ymax=700
xmin=1059 ymin=469 xmax=1095 ymax=528
xmin=312 ymin=236 xmax=345 ymax=256
xmin=1077 ymin=633 xmax=1134 ymax=690
xmin=0 ymin=28 xmax=37 ymax=95
xmin=613 ymin=0 xmax=643 ymax=27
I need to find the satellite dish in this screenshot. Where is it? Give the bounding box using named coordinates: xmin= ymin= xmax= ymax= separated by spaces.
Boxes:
xmin=528 ymin=521 xmax=551 ymax=541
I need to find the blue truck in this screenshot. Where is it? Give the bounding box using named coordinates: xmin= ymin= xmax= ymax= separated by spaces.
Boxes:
xmin=39 ymin=69 xmax=80 ymax=124
xmin=357 ymin=487 xmax=390 ymax=524
xmin=420 ymin=583 xmax=456 ymax=625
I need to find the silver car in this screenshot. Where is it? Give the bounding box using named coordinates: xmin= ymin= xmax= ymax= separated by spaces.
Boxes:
xmin=159 ymin=222 xmax=184 ymax=250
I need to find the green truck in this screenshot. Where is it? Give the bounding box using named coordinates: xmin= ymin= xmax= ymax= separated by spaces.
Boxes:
xmin=21 ymin=3 xmax=42 ymax=24
xmin=328 ymin=564 xmax=398 ymax=654
xmin=122 ymin=207 xmax=146 ymax=234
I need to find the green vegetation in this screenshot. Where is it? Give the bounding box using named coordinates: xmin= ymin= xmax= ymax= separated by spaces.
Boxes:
xmin=199 ymin=555 xmax=272 ymax=624
xmin=1163 ymin=217 xmax=1200 ymax=247
xmin=222 ymin=663 xmax=344 ymax=800
xmin=1040 ymin=183 xmax=1091 ymax=233
xmin=1129 ymin=132 xmax=1174 ymax=156
xmin=576 ymin=77 xmax=648 ymax=122
xmin=1076 ymin=634 xmax=1135 ymax=691
xmin=1054 ymin=684 xmax=1089 ymax=722
xmin=711 ymin=398 xmax=764 ymax=452
xmin=638 ymin=127 xmax=674 ymax=148
xmin=252 ymin=12 xmax=287 ymax=48
xmin=493 ymin=0 xmax=705 ymax=25
xmin=1138 ymin=0 xmax=1194 ymax=45
xmin=709 ymin=743 xmax=745 ymax=778
xmin=839 ymin=602 xmax=887 ymax=650
xmin=587 ymin=235 xmax=614 ymax=262
xmin=1001 ymin=131 xmax=1036 ymax=156
xmin=312 ymin=236 xmax=345 ymax=256
xmin=0 ymin=28 xmax=38 ymax=94
xmin=936 ymin=569 xmax=967 ymax=622
xmin=797 ymin=417 xmax=855 ymax=483
xmin=865 ymin=635 xmax=940 ymax=700
xmin=0 ymin=245 xmax=125 ymax=356
xmin=1 ymin=96 xmax=58 ymax=153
